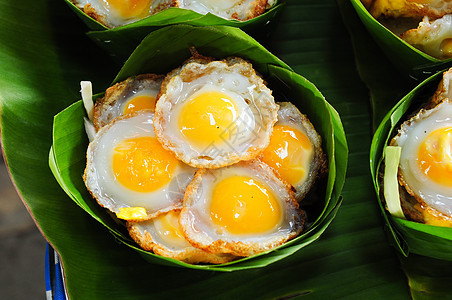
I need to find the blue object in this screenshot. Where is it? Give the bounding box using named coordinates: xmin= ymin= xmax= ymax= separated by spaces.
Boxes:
xmin=45 ymin=244 xmax=67 ymax=300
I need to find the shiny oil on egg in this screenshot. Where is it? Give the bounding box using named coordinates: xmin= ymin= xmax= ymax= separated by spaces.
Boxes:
xmin=84 ymin=110 xmax=196 ymax=221
xmin=391 ymin=89 xmax=452 ymax=224
xmin=179 ymin=160 xmax=305 ymax=257
xmin=93 ymin=74 xmax=163 ymax=131
xmin=154 ymin=57 xmax=278 ymax=168
xmin=400 ymin=15 xmax=452 ymax=59
xmin=261 ymin=102 xmax=327 ymax=201
xmin=127 ymin=209 xmax=236 ymax=264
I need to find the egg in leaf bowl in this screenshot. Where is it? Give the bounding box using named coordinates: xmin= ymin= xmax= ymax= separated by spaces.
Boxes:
xmin=370 ymin=67 xmax=452 ymax=261
xmin=49 ymin=25 xmax=347 ymax=271
xmin=64 ymin=0 xmax=282 ymax=30
xmin=351 ymin=0 xmax=452 ymax=79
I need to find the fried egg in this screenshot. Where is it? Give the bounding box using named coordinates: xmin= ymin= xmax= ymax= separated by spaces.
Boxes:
xmin=178 ymin=0 xmax=274 ymax=20
xmin=154 ymin=57 xmax=278 ymax=169
xmin=179 ymin=159 xmax=304 ymax=257
xmin=72 ymin=0 xmax=274 ymax=28
xmin=93 ymin=74 xmax=163 ymax=131
xmin=368 ymin=0 xmax=452 ymax=19
xmin=84 ymin=110 xmax=196 ymax=221
xmin=390 ymin=69 xmax=452 ymax=223
xmin=261 ymin=102 xmax=326 ymax=201
xmin=400 ymin=15 xmax=452 ymax=59
xmin=72 ymin=0 xmax=174 ymax=28
xmin=127 ymin=209 xmax=236 ymax=264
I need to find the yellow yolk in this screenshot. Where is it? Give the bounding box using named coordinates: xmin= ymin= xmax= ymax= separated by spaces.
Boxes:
xmin=417 ymin=126 xmax=452 ymax=187
xmin=122 ymin=95 xmax=156 ymax=115
xmin=102 ymin=0 xmax=151 ymax=18
xmin=417 ymin=203 xmax=452 ymax=227
xmin=262 ymin=125 xmax=313 ymax=186
xmin=178 ymin=90 xmax=237 ymax=148
xmin=441 ymin=39 xmax=452 ymax=58
xmin=112 ymin=137 xmax=178 ymax=192
xmin=210 ymin=176 xmax=281 ymax=235
xmin=153 ymin=211 xmax=189 ymax=248
xmin=116 ymin=207 xmax=147 ymax=220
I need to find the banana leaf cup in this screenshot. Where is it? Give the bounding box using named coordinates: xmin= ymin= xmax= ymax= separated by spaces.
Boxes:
xmin=49 ymin=24 xmax=347 ymax=271
xmin=370 ymin=69 xmax=452 ymax=261
xmin=63 ymin=0 xmax=283 ymax=62
xmin=350 ymin=0 xmax=452 ymax=81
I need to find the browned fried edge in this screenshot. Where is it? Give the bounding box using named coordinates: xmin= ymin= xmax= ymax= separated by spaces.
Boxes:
xmin=180 ymin=159 xmax=305 ymax=257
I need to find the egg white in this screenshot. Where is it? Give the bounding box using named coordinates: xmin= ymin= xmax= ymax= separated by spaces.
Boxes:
xmin=179 ymin=159 xmax=304 ymax=257
xmin=127 ymin=209 xmax=237 ymax=264
xmin=178 ymin=0 xmax=274 ymax=20
xmin=84 ymin=111 xmax=196 ymax=220
xmin=264 ymin=102 xmax=326 ymax=201
xmin=93 ymin=74 xmax=163 ymax=131
xmin=154 ymin=57 xmax=278 ymax=168
xmin=392 ymin=100 xmax=452 ymax=217
xmin=401 ymin=15 xmax=452 ymax=60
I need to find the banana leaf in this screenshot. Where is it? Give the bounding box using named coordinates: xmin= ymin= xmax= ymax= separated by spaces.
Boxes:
xmin=50 ymin=24 xmax=347 ymax=271
xmin=350 ymin=0 xmax=452 ymax=81
xmin=369 ymin=71 xmax=452 ymax=260
xmin=342 ymin=0 xmax=452 ymax=298
xmin=64 ymin=0 xmax=282 ymax=62
xmin=0 ymin=0 xmax=414 ymax=298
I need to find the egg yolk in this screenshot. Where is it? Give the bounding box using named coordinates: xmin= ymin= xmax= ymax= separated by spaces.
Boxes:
xmin=122 ymin=95 xmax=156 ymax=115
xmin=178 ymin=90 xmax=238 ymax=148
xmin=112 ymin=137 xmax=178 ymax=192
xmin=116 ymin=207 xmax=147 ymax=220
xmin=102 ymin=0 xmax=151 ymax=18
xmin=261 ymin=125 xmax=313 ymax=186
xmin=417 ymin=126 xmax=452 ymax=187
xmin=153 ymin=211 xmax=190 ymax=248
xmin=210 ymin=176 xmax=281 ymax=235
xmin=441 ymin=39 xmax=452 ymax=58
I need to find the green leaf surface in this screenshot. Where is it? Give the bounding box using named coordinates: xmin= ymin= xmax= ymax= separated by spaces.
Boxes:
xmin=0 ymin=0 xmax=415 ymax=298
xmin=350 ymin=0 xmax=452 ymax=80
xmin=64 ymin=0 xmax=282 ymax=31
xmin=113 ymin=25 xmax=291 ymax=82
xmin=369 ymin=71 xmax=452 ymax=261
xmin=344 ymin=0 xmax=452 ymax=298
xmin=63 ymin=0 xmax=283 ymax=62
xmin=50 ymin=25 xmax=347 ymax=271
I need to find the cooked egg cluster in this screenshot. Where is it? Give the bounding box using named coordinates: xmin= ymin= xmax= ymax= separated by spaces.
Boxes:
xmin=71 ymin=0 xmax=275 ymax=28
xmin=83 ymin=56 xmax=326 ymax=264
xmin=390 ymin=68 xmax=452 ymax=226
xmin=367 ymin=0 xmax=452 ymax=19
xmin=401 ymin=15 xmax=452 ymax=60
xmin=363 ymin=0 xmax=452 ymax=59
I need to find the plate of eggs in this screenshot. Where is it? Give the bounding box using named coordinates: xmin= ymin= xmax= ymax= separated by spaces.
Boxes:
xmin=50 ymin=25 xmax=347 ymax=270
xmin=351 ymin=0 xmax=452 ymax=79
xmin=371 ymin=66 xmax=452 ymax=261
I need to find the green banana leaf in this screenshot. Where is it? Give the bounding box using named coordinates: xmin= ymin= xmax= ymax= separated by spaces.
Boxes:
xmin=343 ymin=0 xmax=452 ymax=298
xmin=369 ymin=71 xmax=452 ymax=260
xmin=0 ymin=0 xmax=419 ymax=298
xmin=50 ymin=24 xmax=347 ymax=271
xmin=350 ymin=0 xmax=452 ymax=81
xmin=64 ymin=0 xmax=282 ymax=62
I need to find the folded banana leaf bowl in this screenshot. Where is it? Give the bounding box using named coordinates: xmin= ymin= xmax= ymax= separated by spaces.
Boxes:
xmin=350 ymin=0 xmax=452 ymax=80
xmin=63 ymin=0 xmax=283 ymax=62
xmin=370 ymin=69 xmax=452 ymax=261
xmin=49 ymin=24 xmax=347 ymax=271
